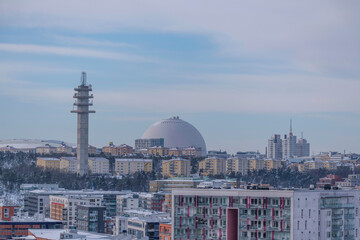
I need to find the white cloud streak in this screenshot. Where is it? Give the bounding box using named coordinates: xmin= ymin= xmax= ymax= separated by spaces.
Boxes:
xmin=1 ymin=1 xmax=359 ymax=76
xmin=0 ymin=43 xmax=153 ymax=62
xmin=52 ymin=35 xmax=136 ymax=48
xmin=1 ymin=73 xmax=359 ymax=114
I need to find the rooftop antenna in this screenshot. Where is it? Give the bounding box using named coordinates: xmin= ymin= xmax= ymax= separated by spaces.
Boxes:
xmin=301 ymin=131 xmax=303 ymax=139
xmin=289 ymin=118 xmax=293 ymax=135
xmin=81 ymin=72 xmax=87 ymax=86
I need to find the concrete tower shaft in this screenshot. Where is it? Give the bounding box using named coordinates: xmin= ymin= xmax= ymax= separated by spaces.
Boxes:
xmin=71 ymin=72 xmax=95 ymax=175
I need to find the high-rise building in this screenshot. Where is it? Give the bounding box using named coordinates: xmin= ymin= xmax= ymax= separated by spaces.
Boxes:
xmin=282 ymin=120 xmax=297 ymax=159
xmin=267 ymin=134 xmax=282 ymax=160
xmin=296 ymin=137 xmax=310 ymax=157
xmin=71 ymin=72 xmax=95 ymax=175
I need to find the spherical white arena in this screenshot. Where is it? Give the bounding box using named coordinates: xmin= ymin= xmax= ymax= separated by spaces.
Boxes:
xmin=141 ymin=117 xmax=207 ymax=156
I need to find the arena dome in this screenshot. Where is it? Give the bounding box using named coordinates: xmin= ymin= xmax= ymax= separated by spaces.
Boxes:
xmin=141 ymin=117 xmax=207 ymax=156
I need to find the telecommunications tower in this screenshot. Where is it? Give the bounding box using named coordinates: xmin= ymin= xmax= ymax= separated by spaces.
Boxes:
xmin=71 ymin=72 xmax=95 ymax=175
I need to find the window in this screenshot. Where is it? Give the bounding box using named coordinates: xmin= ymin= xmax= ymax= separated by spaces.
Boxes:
xmin=4 ymin=208 xmax=9 ymax=218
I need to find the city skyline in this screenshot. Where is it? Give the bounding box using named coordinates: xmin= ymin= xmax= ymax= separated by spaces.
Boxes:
xmin=0 ymin=1 xmax=359 ymax=154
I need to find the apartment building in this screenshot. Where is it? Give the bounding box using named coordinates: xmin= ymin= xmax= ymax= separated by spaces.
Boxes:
xmin=115 ymin=158 xmax=153 ymax=175
xmin=149 ymin=179 xmax=203 ymax=192
xmin=199 ymin=157 xmax=227 ymax=176
xmin=59 ymin=157 xmax=77 ymax=173
xmin=50 ymin=195 xmax=102 ymax=228
xmin=102 ymin=143 xmax=133 ymax=156
xmin=172 ymin=189 xmax=360 ymax=240
xmin=25 ymin=190 xmax=64 ymax=217
xmin=159 ymin=222 xmax=172 ymax=240
xmin=248 ymin=159 xmax=265 ymax=172
xmin=168 ymin=148 xmax=181 ymax=157
xmin=148 ymin=146 xmax=169 ymax=157
xmin=226 ymin=157 xmax=249 ymax=175
xmin=135 ymin=138 xmax=165 ymax=152
xmin=162 ymin=158 xmax=191 ymax=178
xmin=0 ymin=204 xmax=20 ymax=221
xmin=116 ymin=194 xmax=139 ymax=215
xmin=182 ymin=147 xmax=202 ymax=158
xmin=36 ymin=157 xmax=60 ymax=170
xmin=88 ymin=157 xmax=109 ymax=174
xmin=76 ymin=205 xmax=106 ymax=233
xmin=264 ymin=159 xmax=282 ymax=171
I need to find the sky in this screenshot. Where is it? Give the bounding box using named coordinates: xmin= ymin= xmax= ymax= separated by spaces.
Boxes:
xmin=0 ymin=1 xmax=359 ymax=154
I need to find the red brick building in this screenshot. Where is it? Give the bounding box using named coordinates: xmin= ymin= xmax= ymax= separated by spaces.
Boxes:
xmin=0 ymin=205 xmax=20 ymax=221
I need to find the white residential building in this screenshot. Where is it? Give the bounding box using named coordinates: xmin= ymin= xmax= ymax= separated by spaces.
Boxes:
xmin=172 ymin=188 xmax=360 ymax=240
xmin=88 ymin=157 xmax=110 ymax=174
xmin=116 ymin=194 xmax=140 ymax=215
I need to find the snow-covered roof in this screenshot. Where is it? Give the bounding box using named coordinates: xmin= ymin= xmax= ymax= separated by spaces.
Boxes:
xmin=115 ymin=158 xmax=152 ymax=162
xmin=0 ymin=139 xmax=76 ymax=149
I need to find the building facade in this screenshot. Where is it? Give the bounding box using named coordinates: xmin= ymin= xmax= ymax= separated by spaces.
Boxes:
xmin=296 ymin=138 xmax=310 ymax=157
xmin=36 ymin=157 xmax=60 ymax=170
xmin=135 ymin=138 xmax=165 ymax=152
xmin=162 ymin=159 xmax=191 ymax=178
xmin=88 ymin=157 xmax=110 ymax=174
xmin=199 ymin=157 xmax=226 ymax=176
xmin=76 ymin=205 xmax=106 ymax=233
xmin=172 ymin=189 xmax=360 ymax=240
xmin=226 ymin=158 xmax=249 ymax=175
xmin=115 ymin=158 xmax=153 ymax=175
xmin=60 ymin=157 xmax=77 ymax=173
xmin=267 ymin=134 xmax=282 ymax=160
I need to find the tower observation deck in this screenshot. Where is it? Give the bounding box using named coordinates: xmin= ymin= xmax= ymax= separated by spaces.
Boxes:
xmin=71 ymin=72 xmax=95 ymax=175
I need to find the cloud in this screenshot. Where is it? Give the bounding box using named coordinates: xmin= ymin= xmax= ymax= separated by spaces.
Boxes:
xmin=52 ymin=35 xmax=136 ymax=48
xmin=3 ymin=72 xmax=357 ymax=114
xmin=1 ymin=1 xmax=360 ymax=77
xmin=94 ymin=74 xmax=360 ymax=114
xmin=0 ymin=43 xmax=153 ymax=62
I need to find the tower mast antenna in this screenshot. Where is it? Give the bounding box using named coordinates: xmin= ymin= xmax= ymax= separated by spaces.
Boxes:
xmin=81 ymin=72 xmax=87 ymax=86
xmin=71 ymin=72 xmax=95 ymax=175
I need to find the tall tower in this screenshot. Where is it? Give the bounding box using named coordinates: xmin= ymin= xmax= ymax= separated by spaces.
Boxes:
xmin=71 ymin=72 xmax=95 ymax=175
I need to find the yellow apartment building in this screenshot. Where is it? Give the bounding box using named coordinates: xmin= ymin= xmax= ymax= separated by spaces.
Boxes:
xmin=36 ymin=157 xmax=60 ymax=170
xmin=115 ymin=158 xmax=153 ymax=175
xmin=148 ymin=146 xmax=169 ymax=157
xmin=168 ymin=148 xmax=181 ymax=157
xmin=226 ymin=157 xmax=249 ymax=175
xmin=248 ymin=159 xmax=264 ymax=171
xmin=162 ymin=158 xmax=191 ymax=178
xmin=199 ymin=157 xmax=226 ymax=176
xmin=264 ymin=159 xmax=282 ymax=171
xmin=59 ymin=157 xmax=77 ymax=173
